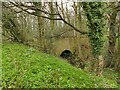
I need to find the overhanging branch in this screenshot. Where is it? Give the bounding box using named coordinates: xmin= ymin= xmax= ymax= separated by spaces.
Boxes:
xmin=10 ymin=2 xmax=88 ymax=35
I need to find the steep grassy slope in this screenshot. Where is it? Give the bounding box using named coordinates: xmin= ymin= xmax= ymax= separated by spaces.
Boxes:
xmin=2 ymin=42 xmax=119 ymax=88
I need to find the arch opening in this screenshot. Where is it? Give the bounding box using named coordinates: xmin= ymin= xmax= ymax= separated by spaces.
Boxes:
xmin=60 ymin=50 xmax=72 ymax=59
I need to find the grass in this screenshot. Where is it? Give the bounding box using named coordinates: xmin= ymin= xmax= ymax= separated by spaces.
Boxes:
xmin=2 ymin=42 xmax=119 ymax=88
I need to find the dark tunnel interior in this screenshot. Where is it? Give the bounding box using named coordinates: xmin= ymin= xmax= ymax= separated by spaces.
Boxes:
xmin=60 ymin=50 xmax=72 ymax=59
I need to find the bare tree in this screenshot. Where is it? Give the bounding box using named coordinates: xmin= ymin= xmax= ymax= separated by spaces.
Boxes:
xmin=115 ymin=1 xmax=120 ymax=71
xmin=105 ymin=2 xmax=119 ymax=67
xmin=9 ymin=2 xmax=88 ymax=35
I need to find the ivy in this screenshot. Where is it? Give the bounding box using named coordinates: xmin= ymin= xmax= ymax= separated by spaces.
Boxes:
xmin=83 ymin=2 xmax=105 ymax=58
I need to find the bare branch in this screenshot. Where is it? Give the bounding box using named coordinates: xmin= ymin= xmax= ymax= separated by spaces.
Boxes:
xmin=52 ymin=29 xmax=72 ymax=38
xmin=60 ymin=14 xmax=88 ymax=35
xmin=15 ymin=2 xmax=59 ymax=15
xmin=10 ymin=2 xmax=88 ymax=35
xmin=10 ymin=2 xmax=62 ymax=20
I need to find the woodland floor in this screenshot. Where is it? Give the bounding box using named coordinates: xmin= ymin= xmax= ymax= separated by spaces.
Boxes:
xmin=2 ymin=42 xmax=120 ymax=88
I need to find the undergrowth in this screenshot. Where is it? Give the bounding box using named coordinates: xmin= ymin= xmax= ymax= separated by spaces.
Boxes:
xmin=2 ymin=42 xmax=119 ymax=88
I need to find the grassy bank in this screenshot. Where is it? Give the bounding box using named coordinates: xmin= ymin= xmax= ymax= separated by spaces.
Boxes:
xmin=2 ymin=42 xmax=119 ymax=88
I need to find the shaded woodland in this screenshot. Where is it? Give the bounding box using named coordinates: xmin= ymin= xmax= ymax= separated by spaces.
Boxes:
xmin=2 ymin=1 xmax=120 ymax=83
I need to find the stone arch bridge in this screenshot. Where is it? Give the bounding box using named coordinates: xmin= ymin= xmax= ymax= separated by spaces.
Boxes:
xmin=51 ymin=32 xmax=91 ymax=59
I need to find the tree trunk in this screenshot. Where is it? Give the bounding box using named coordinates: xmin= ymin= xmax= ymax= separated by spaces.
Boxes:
xmin=47 ymin=2 xmax=55 ymax=54
xmin=73 ymin=2 xmax=83 ymax=57
xmin=105 ymin=9 xmax=117 ymax=67
xmin=105 ymin=2 xmax=119 ymax=68
xmin=115 ymin=6 xmax=120 ymax=71
xmin=34 ymin=2 xmax=45 ymax=51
